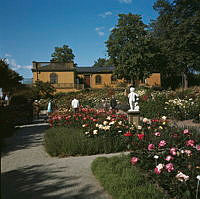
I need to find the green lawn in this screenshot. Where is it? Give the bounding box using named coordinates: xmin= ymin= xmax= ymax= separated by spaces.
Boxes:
xmin=92 ymin=155 xmax=168 ymax=199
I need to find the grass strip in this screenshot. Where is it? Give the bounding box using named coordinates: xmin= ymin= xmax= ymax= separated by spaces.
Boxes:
xmin=91 ymin=155 xmax=167 ymax=199
xmin=44 ymin=127 xmax=127 ymax=156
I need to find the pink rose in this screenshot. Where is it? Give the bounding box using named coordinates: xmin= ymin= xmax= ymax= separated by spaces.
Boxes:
xmin=165 ymin=163 xmax=174 ymax=172
xmin=154 ymin=164 xmax=164 ymax=175
xmin=170 ymin=147 xmax=177 ymax=156
xmin=186 ymin=139 xmax=195 ymax=147
xmin=154 ymin=132 xmax=161 ymax=136
xmin=184 ymin=150 xmax=192 ymax=156
xmin=165 ymin=155 xmax=174 ymax=161
xmin=130 ymin=157 xmax=139 ymax=165
xmin=196 ymin=145 xmax=200 ymax=151
xmin=158 ymin=140 xmax=166 ymax=147
xmin=183 ymin=129 xmax=189 ymax=134
xmin=154 ymin=167 xmax=161 ymax=175
xmin=148 ymin=144 xmax=155 ymax=151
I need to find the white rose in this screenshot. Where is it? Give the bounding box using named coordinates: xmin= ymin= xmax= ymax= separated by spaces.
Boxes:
xmin=99 ymin=124 xmax=104 ymax=129
xmin=154 ymin=155 xmax=159 ymax=159
xmin=93 ymin=130 xmax=98 ymax=134
xmin=103 ymin=121 xmax=108 ymax=125
xmin=156 ymin=164 xmax=164 ymax=170
xmin=176 ymin=171 xmax=189 ymax=182
xmin=118 ymin=121 xmax=122 ymax=125
xmin=138 ymin=125 xmax=142 ymax=130
xmin=104 ymin=126 xmax=111 ymax=131
xmin=109 ymin=121 xmax=115 ymax=125
xmin=143 ymin=118 xmax=148 ymax=123
xmin=106 ymin=116 xmax=111 ymax=120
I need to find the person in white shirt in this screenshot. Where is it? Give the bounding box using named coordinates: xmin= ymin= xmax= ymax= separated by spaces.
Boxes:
xmin=71 ymin=97 xmax=79 ymax=113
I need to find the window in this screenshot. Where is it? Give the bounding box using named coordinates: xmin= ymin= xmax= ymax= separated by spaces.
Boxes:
xmin=111 ymin=75 xmax=117 ymax=83
xmin=95 ymin=75 xmax=102 ymax=84
xmin=50 ymin=73 xmax=58 ymax=84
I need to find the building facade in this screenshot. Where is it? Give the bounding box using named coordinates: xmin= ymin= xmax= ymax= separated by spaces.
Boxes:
xmin=32 ymin=62 xmax=161 ymax=92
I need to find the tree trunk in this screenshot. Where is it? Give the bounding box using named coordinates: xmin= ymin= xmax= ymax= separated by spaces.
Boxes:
xmin=131 ymin=78 xmax=134 ymax=85
xmin=182 ymin=73 xmax=188 ymax=89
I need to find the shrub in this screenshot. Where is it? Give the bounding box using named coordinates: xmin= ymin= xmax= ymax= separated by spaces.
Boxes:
xmin=92 ymin=155 xmax=166 ymax=199
xmin=139 ymin=96 xmax=167 ymax=119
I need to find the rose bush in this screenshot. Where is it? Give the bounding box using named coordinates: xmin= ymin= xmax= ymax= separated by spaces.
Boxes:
xmin=128 ymin=118 xmax=200 ymax=199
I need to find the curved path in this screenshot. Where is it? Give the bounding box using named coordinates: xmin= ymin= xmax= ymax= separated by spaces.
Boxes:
xmin=1 ymin=123 xmax=125 ymax=199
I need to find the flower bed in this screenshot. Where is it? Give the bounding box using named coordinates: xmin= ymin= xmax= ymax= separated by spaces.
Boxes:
xmin=128 ymin=117 xmax=200 ymax=199
xmin=47 ymin=105 xmax=200 ymax=198
xmin=45 ymin=108 xmax=131 ymax=156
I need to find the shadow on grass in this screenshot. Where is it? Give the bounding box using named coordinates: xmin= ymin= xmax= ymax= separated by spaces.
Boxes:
xmin=1 ymin=124 xmax=49 ymax=157
xmin=1 ymin=164 xmax=106 ymax=199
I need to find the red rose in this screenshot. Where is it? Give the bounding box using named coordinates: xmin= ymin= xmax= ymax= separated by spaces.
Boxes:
xmin=137 ymin=134 xmax=144 ymax=140
xmin=124 ymin=131 xmax=133 ymax=136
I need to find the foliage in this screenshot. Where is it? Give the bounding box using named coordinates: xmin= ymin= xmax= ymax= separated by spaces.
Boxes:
xmin=0 ymin=58 xmax=23 ymax=94
xmin=188 ymin=73 xmax=200 ymax=87
xmin=138 ymin=87 xmax=200 ymax=122
xmin=92 ymin=155 xmax=166 ymax=199
xmin=50 ymin=44 xmax=75 ymax=63
xmin=106 ymin=13 xmax=158 ymax=83
xmin=0 ymin=86 xmax=34 ymax=145
xmin=92 ymin=58 xmax=112 ymax=67
xmin=152 ymin=0 xmax=200 ymax=88
xmin=44 ymin=127 xmax=127 ymax=156
xmin=32 ymin=80 xmax=56 ymax=99
xmin=139 ymin=95 xmax=167 ymax=119
xmin=45 ymin=87 xmax=200 ymax=122
xmin=0 ymin=106 xmax=16 ymax=139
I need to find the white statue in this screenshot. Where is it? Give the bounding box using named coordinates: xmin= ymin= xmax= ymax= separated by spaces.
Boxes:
xmin=128 ymin=87 xmax=139 ymax=112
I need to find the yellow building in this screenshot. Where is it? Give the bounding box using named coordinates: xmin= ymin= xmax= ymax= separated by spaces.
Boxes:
xmin=32 ymin=62 xmax=161 ymax=92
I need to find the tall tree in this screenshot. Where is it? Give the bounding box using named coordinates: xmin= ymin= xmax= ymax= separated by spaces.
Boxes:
xmin=152 ymin=0 xmax=200 ymax=88
xmin=106 ymin=13 xmax=157 ymax=84
xmin=51 ymin=44 xmax=75 ymax=63
xmin=0 ymin=59 xmax=23 ymax=93
xmin=93 ymin=58 xmax=112 ymax=67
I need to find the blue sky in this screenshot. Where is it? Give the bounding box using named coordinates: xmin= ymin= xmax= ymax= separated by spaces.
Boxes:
xmin=0 ymin=0 xmax=158 ymax=78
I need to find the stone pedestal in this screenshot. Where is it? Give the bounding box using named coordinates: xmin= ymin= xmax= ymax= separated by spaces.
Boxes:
xmin=127 ymin=111 xmax=140 ymax=127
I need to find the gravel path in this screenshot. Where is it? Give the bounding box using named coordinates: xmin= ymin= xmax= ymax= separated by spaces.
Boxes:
xmin=1 ymin=123 xmax=126 ymax=199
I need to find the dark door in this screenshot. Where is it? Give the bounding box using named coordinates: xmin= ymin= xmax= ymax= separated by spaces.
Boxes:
xmin=84 ymin=75 xmax=90 ymax=88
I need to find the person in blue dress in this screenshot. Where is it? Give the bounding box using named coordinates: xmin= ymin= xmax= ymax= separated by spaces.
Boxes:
xmin=47 ymin=100 xmax=52 ymax=116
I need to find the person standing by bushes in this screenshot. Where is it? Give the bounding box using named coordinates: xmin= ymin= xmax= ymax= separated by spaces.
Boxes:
xmin=71 ymin=96 xmax=79 ymax=113
xmin=47 ymin=100 xmax=52 ymax=116
xmin=33 ymin=100 xmax=40 ymax=119
xmin=110 ymin=95 xmax=117 ymax=110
